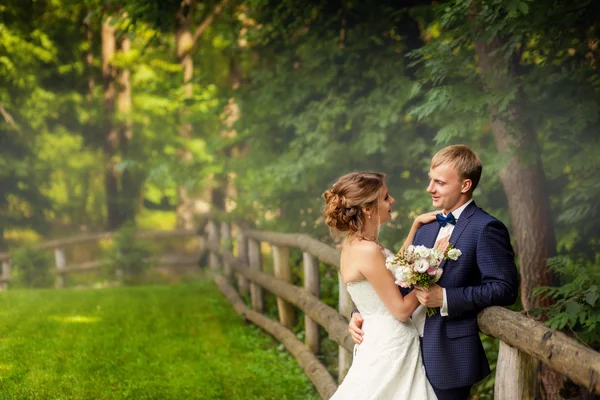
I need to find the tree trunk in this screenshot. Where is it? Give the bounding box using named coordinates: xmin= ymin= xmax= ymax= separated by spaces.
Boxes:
xmin=101 ymin=15 xmax=120 ymax=230
xmin=116 ymin=33 xmax=140 ymax=224
xmin=470 ymin=3 xmax=561 ymax=398
xmin=85 ymin=15 xmax=95 ymax=104
xmin=211 ymin=57 xmax=242 ymax=211
xmin=481 ymin=91 xmax=559 ymax=313
xmin=175 ymin=1 xmax=198 ymax=229
xmin=212 ymin=7 xmax=248 ymax=212
xmin=0 ymin=227 xmax=5 ymax=253
xmin=80 ymin=14 xmax=95 ymax=226
xmin=174 ymin=0 xmax=232 ymax=222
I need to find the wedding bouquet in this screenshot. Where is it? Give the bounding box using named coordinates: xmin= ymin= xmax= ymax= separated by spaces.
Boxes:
xmin=385 ymin=244 xmax=462 ymax=315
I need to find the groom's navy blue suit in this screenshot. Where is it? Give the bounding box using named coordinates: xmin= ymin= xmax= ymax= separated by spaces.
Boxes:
xmin=411 ymin=201 xmax=519 ymax=396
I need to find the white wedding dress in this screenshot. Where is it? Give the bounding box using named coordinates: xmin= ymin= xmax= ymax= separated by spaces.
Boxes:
xmin=330 ymin=280 xmax=437 ymax=400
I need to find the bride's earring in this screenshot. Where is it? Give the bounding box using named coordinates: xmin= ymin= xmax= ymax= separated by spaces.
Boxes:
xmin=368 ymin=215 xmax=371 ymax=219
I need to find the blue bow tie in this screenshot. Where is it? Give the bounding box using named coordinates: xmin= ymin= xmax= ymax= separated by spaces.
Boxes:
xmin=436 ymin=212 xmax=456 ymax=227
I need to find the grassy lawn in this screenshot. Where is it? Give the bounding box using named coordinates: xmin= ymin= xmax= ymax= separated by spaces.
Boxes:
xmin=0 ymin=280 xmax=319 ymax=400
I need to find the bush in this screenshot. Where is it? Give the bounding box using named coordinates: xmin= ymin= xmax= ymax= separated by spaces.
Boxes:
xmin=533 ymin=255 xmax=600 ymax=349
xmin=102 ymin=222 xmax=156 ymax=285
xmin=11 ymin=245 xmax=54 ymax=288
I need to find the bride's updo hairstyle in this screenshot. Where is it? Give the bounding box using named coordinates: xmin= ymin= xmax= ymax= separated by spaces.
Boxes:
xmin=323 ymin=172 xmax=386 ymax=238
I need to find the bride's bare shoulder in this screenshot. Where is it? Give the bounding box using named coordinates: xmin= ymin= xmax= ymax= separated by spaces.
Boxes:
xmin=343 ymin=238 xmax=383 ymax=257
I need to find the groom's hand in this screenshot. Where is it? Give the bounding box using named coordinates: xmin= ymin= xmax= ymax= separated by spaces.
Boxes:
xmin=414 ymin=284 xmax=443 ymax=308
xmin=349 ymin=312 xmax=364 ymax=344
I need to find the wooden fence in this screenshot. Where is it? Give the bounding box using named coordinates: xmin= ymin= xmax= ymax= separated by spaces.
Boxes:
xmin=201 ymin=219 xmax=600 ymax=400
xmin=0 ymin=229 xmax=201 ymax=289
xmin=1 ymin=222 xmax=599 ymax=399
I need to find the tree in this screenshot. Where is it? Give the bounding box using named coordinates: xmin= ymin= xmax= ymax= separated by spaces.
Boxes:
xmin=410 ymin=0 xmax=599 ymax=397
xmin=174 ymin=0 xmax=230 ymax=228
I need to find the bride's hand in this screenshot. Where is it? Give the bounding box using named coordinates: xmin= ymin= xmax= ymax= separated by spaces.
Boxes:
xmin=434 ymin=235 xmax=450 ymax=254
xmin=415 ymin=211 xmax=438 ymax=226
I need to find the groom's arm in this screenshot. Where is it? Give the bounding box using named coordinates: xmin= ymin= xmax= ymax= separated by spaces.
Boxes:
xmin=351 ymin=284 xmax=412 ymax=318
xmin=444 ymin=219 xmax=519 ymax=317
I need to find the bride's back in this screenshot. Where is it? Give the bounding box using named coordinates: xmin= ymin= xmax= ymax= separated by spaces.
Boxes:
xmin=341 ymin=238 xmax=398 ymax=318
xmin=340 ymin=237 xmax=382 ymax=285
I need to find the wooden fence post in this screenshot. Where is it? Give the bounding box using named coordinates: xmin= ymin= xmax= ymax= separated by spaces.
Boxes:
xmin=236 ymin=230 xmax=249 ymax=296
xmin=206 ymin=220 xmax=220 ymax=271
xmin=303 ymin=252 xmax=320 ymax=354
xmin=248 ymin=238 xmax=263 ymax=312
xmin=54 ymin=248 xmax=66 ymax=288
xmin=1 ymin=260 xmax=11 ymax=291
xmin=338 ymin=271 xmax=354 ymax=383
xmin=220 ymin=222 xmax=233 ymax=279
xmin=272 ymin=245 xmax=296 ymax=329
xmin=494 ymin=341 xmax=538 ymax=399
xmin=197 ymin=233 xmax=207 ymax=267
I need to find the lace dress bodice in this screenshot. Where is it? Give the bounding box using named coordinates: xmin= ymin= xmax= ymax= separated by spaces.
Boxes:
xmin=346 ymin=280 xmax=419 ymax=341
xmin=347 ymin=280 xmax=395 ymax=318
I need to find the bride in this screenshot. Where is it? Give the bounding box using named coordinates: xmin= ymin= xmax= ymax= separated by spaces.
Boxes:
xmin=323 ymin=172 xmax=441 ymax=400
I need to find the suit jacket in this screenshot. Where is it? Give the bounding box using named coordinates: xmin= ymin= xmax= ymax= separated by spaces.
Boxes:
xmin=413 ymin=201 xmax=519 ymax=389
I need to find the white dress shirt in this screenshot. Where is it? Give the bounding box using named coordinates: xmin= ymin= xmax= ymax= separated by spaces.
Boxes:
xmin=413 ymin=199 xmax=474 ymax=337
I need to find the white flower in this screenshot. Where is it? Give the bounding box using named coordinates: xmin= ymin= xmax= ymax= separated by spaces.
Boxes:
xmin=383 ymin=248 xmax=397 ymax=271
xmin=394 ymin=265 xmax=413 ymax=288
xmin=385 ymin=260 xmax=395 ymax=272
xmin=384 ymin=248 xmax=395 ymax=260
xmin=403 ymin=245 xmax=417 ymax=263
xmin=394 ymin=267 xmax=411 ymax=283
xmin=447 ymin=248 xmax=462 ymax=261
xmin=434 ymin=268 xmax=444 ymax=282
xmin=414 ymin=245 xmax=430 ymax=258
xmin=413 ymin=258 xmax=430 ymax=273
xmin=428 ymin=249 xmax=443 ymax=267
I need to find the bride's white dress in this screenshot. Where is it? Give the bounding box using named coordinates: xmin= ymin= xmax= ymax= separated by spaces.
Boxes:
xmin=330 ymin=280 xmax=437 ymax=400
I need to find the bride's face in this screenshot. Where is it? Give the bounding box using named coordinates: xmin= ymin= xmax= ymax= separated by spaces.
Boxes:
xmin=375 ymin=183 xmax=395 ymax=224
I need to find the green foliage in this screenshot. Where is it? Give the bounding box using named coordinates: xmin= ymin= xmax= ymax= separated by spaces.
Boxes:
xmin=102 ymin=222 xmax=156 ymax=284
xmin=1 ymin=0 xmax=97 ymax=234
xmin=533 ymin=256 xmax=600 ymax=349
xmin=234 ymin=1 xmax=439 ymax=237
xmin=0 ymin=281 xmax=318 ymax=399
xmin=10 ymin=245 xmax=54 ymax=288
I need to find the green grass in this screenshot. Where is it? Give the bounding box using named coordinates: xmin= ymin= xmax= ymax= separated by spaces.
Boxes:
xmin=0 ymin=280 xmax=319 ymax=400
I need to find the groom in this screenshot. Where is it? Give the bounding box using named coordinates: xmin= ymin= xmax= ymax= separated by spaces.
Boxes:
xmin=349 ymin=145 xmax=519 ymax=400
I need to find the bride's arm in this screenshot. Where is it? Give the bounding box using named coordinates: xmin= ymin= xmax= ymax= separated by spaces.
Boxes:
xmin=399 ymin=211 xmax=438 ymax=254
xmin=357 ymin=244 xmax=419 ymax=322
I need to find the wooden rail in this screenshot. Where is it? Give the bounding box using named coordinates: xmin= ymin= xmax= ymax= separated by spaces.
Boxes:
xmin=478 ymin=307 xmax=600 ymax=395
xmin=0 ymin=229 xmax=198 ymax=263
xmin=204 ymin=220 xmax=600 ymax=400
xmin=206 ymin=240 xmax=355 ymax=353
xmin=213 ymin=275 xmax=338 ymax=399
xmin=0 ymin=230 xmax=201 ymax=288
xmin=244 ymin=230 xmax=340 ymax=268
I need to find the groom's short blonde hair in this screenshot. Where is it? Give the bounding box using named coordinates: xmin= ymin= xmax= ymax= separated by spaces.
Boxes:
xmin=431 ymin=145 xmax=482 ymax=192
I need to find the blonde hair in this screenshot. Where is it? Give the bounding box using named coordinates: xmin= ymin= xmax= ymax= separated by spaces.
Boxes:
xmin=323 ymin=172 xmax=386 ymax=238
xmin=431 ymin=145 xmax=482 ymax=192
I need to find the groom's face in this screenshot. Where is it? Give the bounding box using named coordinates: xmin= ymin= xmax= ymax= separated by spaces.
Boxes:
xmin=427 ymin=163 xmax=464 ymax=213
